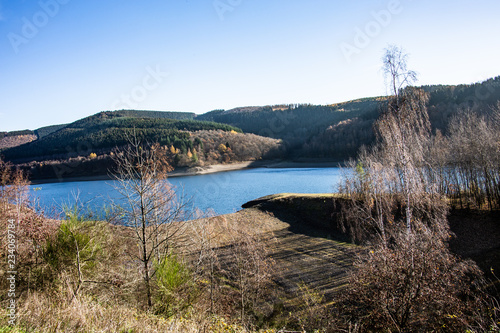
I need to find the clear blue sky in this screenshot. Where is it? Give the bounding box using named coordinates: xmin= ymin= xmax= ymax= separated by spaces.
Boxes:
xmin=1 ymin=0 xmax=499 ymax=131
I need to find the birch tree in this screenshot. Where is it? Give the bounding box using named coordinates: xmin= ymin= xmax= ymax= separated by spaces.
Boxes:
xmin=337 ymin=46 xmax=482 ymax=331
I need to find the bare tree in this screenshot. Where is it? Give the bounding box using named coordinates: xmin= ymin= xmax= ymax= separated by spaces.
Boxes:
xmin=379 ymin=47 xmax=448 ymax=236
xmin=339 ymin=148 xmax=397 ymax=245
xmin=446 ymin=110 xmax=500 ymax=209
xmin=341 ymin=46 xmax=448 ymax=241
xmin=187 ymin=215 xmax=276 ymax=329
xmin=382 ymin=44 xmax=417 ymax=106
xmin=0 ymin=159 xmax=29 ymax=223
xmin=221 ymin=217 xmax=275 ymax=328
xmin=110 ymin=133 xmax=189 ymax=308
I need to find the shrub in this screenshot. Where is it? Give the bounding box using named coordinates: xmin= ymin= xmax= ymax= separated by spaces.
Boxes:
xmin=154 ymin=254 xmax=197 ymax=317
xmin=44 ymin=215 xmax=99 ymax=272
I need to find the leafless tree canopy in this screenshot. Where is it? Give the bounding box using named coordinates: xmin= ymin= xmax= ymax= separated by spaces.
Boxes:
xmin=110 ymin=133 xmax=189 ymax=308
xmin=341 ymin=47 xmax=448 ymax=243
xmin=382 ymin=45 xmax=418 ymax=100
xmin=435 ymin=108 xmax=500 ymax=210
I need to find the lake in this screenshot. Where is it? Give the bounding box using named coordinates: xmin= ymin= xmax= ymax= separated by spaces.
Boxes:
xmin=30 ymin=167 xmax=343 ymax=217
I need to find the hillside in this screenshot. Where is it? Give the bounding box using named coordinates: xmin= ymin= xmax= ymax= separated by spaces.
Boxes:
xmin=196 ymin=76 xmax=500 ymax=159
xmin=1 ymin=111 xmax=242 ymax=163
xmin=0 ymin=132 xmax=37 ymax=149
xmin=0 ymin=110 xmax=196 ymax=151
xmin=301 ymin=77 xmax=500 ymax=158
xmin=0 ymin=110 xmax=284 ymax=180
xmin=196 ymin=98 xmax=382 ymax=157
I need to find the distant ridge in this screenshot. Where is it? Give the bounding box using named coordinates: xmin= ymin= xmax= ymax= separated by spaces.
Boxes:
xmin=35 ymin=124 xmax=68 ymax=139
xmin=110 ymin=110 xmax=196 ymax=120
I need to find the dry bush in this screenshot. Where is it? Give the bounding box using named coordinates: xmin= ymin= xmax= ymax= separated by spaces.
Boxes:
xmin=465 ymin=286 xmax=500 ymax=333
xmin=186 ymin=215 xmax=277 ymax=330
xmin=220 ymin=217 xmax=276 ymax=328
xmin=0 ymin=159 xmax=60 ymax=297
xmin=337 ymin=229 xmax=482 ymax=332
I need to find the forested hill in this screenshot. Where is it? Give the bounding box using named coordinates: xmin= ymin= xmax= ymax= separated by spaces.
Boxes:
xmin=196 ymin=98 xmax=382 ymax=146
xmin=195 ymin=76 xmax=500 ymax=159
xmin=195 ymin=99 xmax=382 ymax=159
xmin=1 ymin=110 xmax=240 ymax=163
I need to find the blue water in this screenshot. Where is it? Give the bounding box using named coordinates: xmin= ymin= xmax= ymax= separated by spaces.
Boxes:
xmin=29 ymin=167 xmax=342 ymax=217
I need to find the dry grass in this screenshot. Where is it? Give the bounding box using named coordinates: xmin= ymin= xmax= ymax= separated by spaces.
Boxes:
xmin=5 ymin=292 xmax=247 ymax=333
xmin=4 ymin=290 xmax=283 ymax=333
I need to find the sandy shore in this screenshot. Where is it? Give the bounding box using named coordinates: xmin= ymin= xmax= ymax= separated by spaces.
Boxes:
xmin=167 ymin=161 xmax=260 ymax=177
xmin=168 ymin=159 xmax=344 ymax=177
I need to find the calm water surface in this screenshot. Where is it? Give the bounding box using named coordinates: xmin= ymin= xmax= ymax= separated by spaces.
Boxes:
xmin=30 ymin=167 xmax=342 ymax=217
